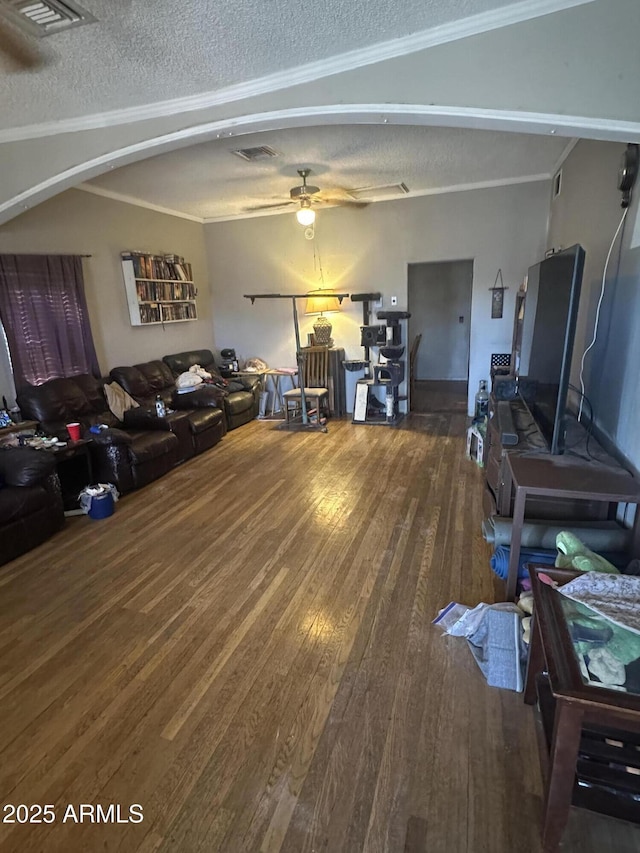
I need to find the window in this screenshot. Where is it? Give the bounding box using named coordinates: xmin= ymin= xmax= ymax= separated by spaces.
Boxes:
xmin=0 ymin=254 xmax=99 ymax=390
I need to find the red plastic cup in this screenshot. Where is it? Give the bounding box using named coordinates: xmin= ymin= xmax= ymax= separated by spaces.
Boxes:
xmin=66 ymin=422 xmax=81 ymax=441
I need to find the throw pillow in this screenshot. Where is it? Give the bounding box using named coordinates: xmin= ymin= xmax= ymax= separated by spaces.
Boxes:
xmin=104 ymin=381 xmax=139 ymax=422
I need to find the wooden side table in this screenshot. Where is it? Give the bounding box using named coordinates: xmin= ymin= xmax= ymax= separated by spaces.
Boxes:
xmin=504 ymin=454 xmax=640 ymax=600
xmin=524 ymin=566 xmax=640 ymax=852
xmin=51 ymin=439 xmax=94 ymax=513
xmin=0 ymin=419 xmax=38 ymax=445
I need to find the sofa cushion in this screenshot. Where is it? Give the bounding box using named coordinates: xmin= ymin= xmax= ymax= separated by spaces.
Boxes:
xmin=17 ymin=376 xmax=94 ymax=424
xmin=186 ymin=408 xmax=224 ymax=434
xmin=225 ymin=390 xmax=255 ymax=416
xmin=163 ymin=349 xmax=217 ymax=376
xmin=127 ymin=430 xmax=179 ymax=464
xmin=104 ymin=381 xmax=140 ymax=422
xmin=136 ymin=360 xmax=175 ymax=391
xmin=74 ymin=374 xmax=110 ymax=413
xmin=0 ymin=447 xmax=58 ymax=486
xmin=0 ymin=486 xmax=52 ymax=524
xmin=109 ymin=365 xmax=150 ymax=399
xmin=17 ymin=374 xmax=116 ymax=436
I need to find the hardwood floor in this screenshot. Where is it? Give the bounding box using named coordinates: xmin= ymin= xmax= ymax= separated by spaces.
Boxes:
xmin=0 ymin=415 xmax=638 ymax=852
xmin=411 ymin=381 xmax=468 ymax=414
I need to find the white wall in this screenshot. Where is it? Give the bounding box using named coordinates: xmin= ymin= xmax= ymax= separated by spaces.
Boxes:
xmin=0 ymin=189 xmax=214 ymax=385
xmin=205 ymin=181 xmax=550 ymax=412
xmin=547 ymin=139 xmax=640 ymax=468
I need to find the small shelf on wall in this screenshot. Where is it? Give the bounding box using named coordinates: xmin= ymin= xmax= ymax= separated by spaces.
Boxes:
xmin=121 ymin=251 xmax=198 ymax=326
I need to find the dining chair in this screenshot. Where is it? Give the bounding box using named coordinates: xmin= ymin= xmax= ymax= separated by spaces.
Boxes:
xmin=283 ymin=346 xmax=330 ymax=424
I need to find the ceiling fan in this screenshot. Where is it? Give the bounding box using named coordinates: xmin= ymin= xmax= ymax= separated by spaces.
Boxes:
xmin=245 ymin=168 xmax=368 ymax=223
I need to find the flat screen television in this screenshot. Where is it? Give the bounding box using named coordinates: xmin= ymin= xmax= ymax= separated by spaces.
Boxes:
xmin=517 ymin=244 xmax=585 ymax=455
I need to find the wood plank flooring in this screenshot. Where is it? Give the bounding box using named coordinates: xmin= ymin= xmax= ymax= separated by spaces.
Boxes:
xmin=411 ymin=381 xmax=468 ymax=414
xmin=0 ymin=414 xmax=638 ymax=852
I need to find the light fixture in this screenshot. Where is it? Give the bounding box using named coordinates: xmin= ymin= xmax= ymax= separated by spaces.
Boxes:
xmin=305 ymin=289 xmax=341 ymax=345
xmin=296 ymin=198 xmax=316 ymax=226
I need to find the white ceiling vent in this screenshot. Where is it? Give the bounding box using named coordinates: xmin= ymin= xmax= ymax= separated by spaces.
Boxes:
xmin=0 ymin=0 xmax=96 ymax=36
xmin=231 ymin=146 xmax=279 ymax=162
xmin=349 ymin=182 xmax=410 ymax=200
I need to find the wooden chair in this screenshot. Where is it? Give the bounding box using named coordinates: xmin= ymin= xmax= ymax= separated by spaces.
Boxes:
xmin=283 ymin=346 xmax=330 ymax=424
xmin=409 ymin=333 xmax=422 ymax=407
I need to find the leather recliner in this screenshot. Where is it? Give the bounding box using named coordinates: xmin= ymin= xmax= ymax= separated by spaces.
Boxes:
xmin=109 ymin=360 xmax=225 ymax=458
xmin=0 ymin=446 xmax=65 ymax=566
xmin=17 ymin=374 xmax=180 ymax=494
xmin=163 ymin=349 xmax=261 ymax=430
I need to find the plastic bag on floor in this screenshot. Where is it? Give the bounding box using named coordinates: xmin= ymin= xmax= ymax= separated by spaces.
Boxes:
xmin=432 ymin=602 xmax=471 ymax=634
xmin=433 ymin=601 xmax=518 ymax=638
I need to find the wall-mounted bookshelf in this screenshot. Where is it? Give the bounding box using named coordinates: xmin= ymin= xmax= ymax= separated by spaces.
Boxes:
xmin=121 ymin=251 xmax=198 ymax=326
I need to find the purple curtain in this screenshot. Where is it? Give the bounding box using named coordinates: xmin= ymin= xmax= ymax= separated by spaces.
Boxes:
xmin=0 ymin=254 xmax=100 ymax=389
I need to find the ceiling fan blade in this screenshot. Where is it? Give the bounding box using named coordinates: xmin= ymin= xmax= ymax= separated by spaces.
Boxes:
xmin=0 ymin=19 xmax=45 ymax=70
xmin=317 ymin=195 xmax=370 ymax=208
xmin=244 ymin=200 xmax=294 ymax=212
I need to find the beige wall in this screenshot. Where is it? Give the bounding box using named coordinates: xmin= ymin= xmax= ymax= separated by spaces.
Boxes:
xmin=204 ymin=181 xmax=550 ymax=413
xmin=547 ymin=139 xmax=640 ymax=468
xmin=0 ymin=189 xmax=213 ymax=382
xmin=0 ymin=180 xmax=551 ymax=416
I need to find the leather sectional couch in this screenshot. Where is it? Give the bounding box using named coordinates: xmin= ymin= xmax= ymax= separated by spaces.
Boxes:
xmin=17 ymin=374 xmax=181 ymax=494
xmin=0 ymin=446 xmax=65 ymax=566
xmin=163 ymin=349 xmax=261 ymax=430
xmin=109 ymin=360 xmax=226 ymax=459
xmin=14 ymin=351 xmax=259 ymax=503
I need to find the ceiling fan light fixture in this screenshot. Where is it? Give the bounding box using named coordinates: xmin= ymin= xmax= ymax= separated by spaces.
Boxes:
xmin=296 ymin=198 xmax=315 ymax=226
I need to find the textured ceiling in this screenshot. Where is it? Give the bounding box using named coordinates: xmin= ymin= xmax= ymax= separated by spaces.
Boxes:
xmin=0 ymin=0 xmax=566 ymax=130
xmin=83 ymin=124 xmax=569 ymax=220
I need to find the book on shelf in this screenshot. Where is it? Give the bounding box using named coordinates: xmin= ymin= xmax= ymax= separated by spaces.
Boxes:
xmin=122 ymin=251 xmax=193 ymax=282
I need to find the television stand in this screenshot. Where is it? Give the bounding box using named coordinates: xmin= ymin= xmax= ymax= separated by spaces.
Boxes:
xmin=502 ymin=453 xmax=640 ymax=600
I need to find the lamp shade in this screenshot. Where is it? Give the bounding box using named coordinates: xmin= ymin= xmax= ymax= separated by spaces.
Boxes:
xmin=305 ymin=290 xmax=341 ymax=315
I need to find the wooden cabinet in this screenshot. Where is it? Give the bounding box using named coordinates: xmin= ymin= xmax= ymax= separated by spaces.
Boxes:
xmin=121 ymin=252 xmax=197 ymax=326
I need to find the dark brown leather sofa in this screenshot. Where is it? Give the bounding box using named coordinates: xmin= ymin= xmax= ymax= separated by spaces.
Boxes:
xmin=109 ymin=360 xmax=225 ymax=458
xmin=163 ymin=349 xmax=261 ymax=430
xmin=17 ymin=374 xmax=180 ymax=494
xmin=0 ymin=446 xmax=65 ymax=566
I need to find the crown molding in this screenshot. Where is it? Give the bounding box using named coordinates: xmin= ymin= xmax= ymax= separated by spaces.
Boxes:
xmin=2 ymin=102 xmax=638 ymax=226
xmin=0 ymin=0 xmax=595 ymax=144
xmin=75 ymin=184 xmax=205 ymax=222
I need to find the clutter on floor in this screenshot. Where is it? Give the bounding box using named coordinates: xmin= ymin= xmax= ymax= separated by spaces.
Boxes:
xmin=79 ymin=483 xmax=119 ymax=519
xmin=439 ymin=531 xmax=640 ymax=694
xmin=433 ymin=601 xmax=528 ymax=692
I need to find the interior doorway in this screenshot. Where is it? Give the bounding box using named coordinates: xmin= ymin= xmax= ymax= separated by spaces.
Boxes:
xmin=408 ymin=260 xmax=473 ymax=413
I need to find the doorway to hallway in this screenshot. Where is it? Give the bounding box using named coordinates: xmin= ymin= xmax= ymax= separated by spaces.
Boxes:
xmin=408 ymin=260 xmax=473 ymax=413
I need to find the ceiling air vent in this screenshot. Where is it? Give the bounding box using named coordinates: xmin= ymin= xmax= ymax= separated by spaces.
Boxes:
xmin=349 ymin=182 xmax=410 ymax=201
xmin=231 ymin=146 xmax=279 ymax=162
xmin=0 ymin=0 xmax=96 ymax=36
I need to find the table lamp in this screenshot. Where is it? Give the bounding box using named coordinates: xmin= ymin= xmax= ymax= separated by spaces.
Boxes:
xmin=305 ymin=289 xmax=341 ymax=345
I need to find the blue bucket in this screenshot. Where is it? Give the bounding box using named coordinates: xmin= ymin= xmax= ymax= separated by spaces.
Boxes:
xmin=88 ymin=491 xmax=115 ymax=520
